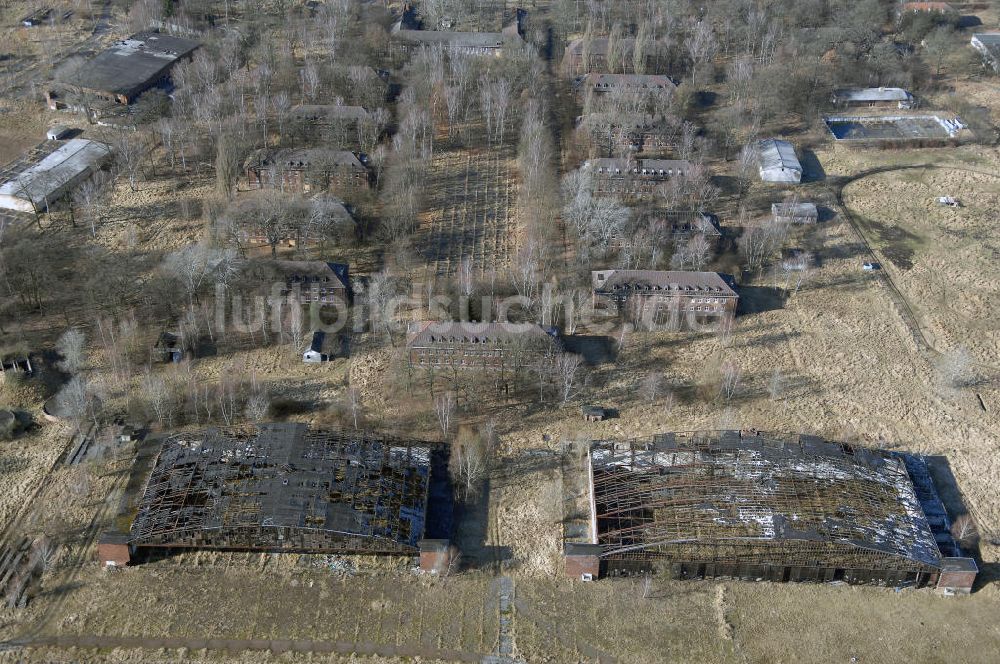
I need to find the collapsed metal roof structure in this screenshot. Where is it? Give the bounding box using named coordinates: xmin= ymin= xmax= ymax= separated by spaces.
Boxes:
xmin=129 ymin=423 xmax=450 ymax=555
xmin=588 ymin=431 xmax=951 ymax=583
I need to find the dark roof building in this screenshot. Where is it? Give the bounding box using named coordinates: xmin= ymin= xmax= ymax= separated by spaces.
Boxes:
xmin=127 ymin=424 xmax=452 ymax=557
xmin=576 ymin=430 xmax=976 ymax=591
xmin=244 ymin=149 xmax=369 ymax=193
xmin=59 ymin=31 xmax=200 ymax=104
xmin=592 ymin=269 xmax=738 ymax=330
xmin=273 ymin=260 xmax=351 ymax=304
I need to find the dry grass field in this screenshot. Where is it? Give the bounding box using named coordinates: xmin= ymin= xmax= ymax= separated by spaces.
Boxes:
xmin=7 ymin=142 xmax=1000 ymax=662
xmin=4 ymin=3 xmax=1000 ymax=662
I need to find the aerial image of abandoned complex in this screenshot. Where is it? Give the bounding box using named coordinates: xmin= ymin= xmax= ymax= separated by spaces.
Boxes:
xmin=1 ymin=0 xmax=999 ymax=662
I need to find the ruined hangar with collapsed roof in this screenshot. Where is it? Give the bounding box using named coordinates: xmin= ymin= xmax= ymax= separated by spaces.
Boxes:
xmin=99 ymin=423 xmax=455 ymax=570
xmin=564 ymin=430 xmax=976 ymax=592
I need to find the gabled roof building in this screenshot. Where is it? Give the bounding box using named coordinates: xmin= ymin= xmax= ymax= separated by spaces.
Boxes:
xmin=244 ymin=149 xmax=369 ymax=193
xmin=757 ymin=139 xmax=802 ymax=184
xmin=831 ymin=87 xmax=914 ymax=109
xmin=771 ymin=201 xmax=818 ymax=224
xmin=592 ymin=269 xmax=737 ymax=330
xmin=406 ymin=321 xmax=561 ymax=371
xmin=587 ymin=158 xmax=692 ymax=197
xmin=971 ymin=33 xmax=1000 ymax=72
xmin=0 ymin=139 xmax=111 ymax=213
xmin=581 ymin=73 xmax=676 ymax=95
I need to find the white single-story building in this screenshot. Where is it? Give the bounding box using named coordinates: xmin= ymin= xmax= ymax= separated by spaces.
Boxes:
xmin=831 ymin=87 xmax=914 ymax=109
xmin=0 ymin=139 xmax=111 ymax=213
xmin=303 ymin=331 xmax=330 ymax=363
xmin=758 ymin=139 xmax=802 ymax=184
xmin=772 ymin=201 xmax=818 ymax=224
xmin=971 ymin=33 xmax=1000 ymax=73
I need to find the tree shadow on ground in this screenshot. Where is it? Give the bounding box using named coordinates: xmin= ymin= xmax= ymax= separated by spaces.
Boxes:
xmin=737 ymin=286 xmax=786 ymax=315
xmin=561 ymin=335 xmax=615 ymax=365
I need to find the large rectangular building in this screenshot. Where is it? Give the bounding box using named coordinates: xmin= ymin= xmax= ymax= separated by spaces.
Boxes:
xmin=104 ymin=424 xmax=454 ymax=565
xmin=59 ymin=31 xmax=200 ymax=104
xmin=569 ymin=431 xmax=976 ymax=592
xmin=406 ymin=321 xmax=562 ymax=372
xmin=592 ymin=269 xmax=738 ymax=330
xmin=0 ymin=139 xmax=111 ymax=213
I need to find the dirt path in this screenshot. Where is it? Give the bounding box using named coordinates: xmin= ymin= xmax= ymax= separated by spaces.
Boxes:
xmin=6 ymin=633 xmax=484 ymax=662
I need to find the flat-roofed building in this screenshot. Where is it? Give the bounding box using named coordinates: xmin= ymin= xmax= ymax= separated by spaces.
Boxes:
xmin=831 ymin=87 xmax=914 ymax=109
xmin=114 ymin=424 xmax=455 ymax=567
xmin=572 ymin=430 xmax=977 ymax=593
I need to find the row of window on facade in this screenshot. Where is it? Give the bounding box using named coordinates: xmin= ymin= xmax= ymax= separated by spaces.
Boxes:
xmin=610 ymin=284 xmax=727 ymax=293
xmin=596 ymin=168 xmax=685 ymax=176
xmin=592 ymin=82 xmax=670 ymax=90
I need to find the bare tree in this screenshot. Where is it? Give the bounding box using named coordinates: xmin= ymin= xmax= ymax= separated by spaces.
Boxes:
xmin=768 ymin=367 xmax=784 ymax=401
xmin=346 ymin=387 xmax=362 ymax=430
xmin=555 ymin=354 xmax=583 ymax=403
xmin=163 ymin=244 xmax=241 ymax=306
xmin=72 ymin=173 xmax=108 ymax=236
xmin=142 ymin=371 xmax=173 ymax=425
xmin=449 ymin=425 xmax=489 ymax=501
xmin=686 ymin=20 xmax=718 ymax=85
xmin=434 ymin=391 xmax=456 ymax=439
xmin=937 ymin=346 xmax=974 ymax=393
xmin=719 ymin=360 xmax=741 ymax=402
xmin=244 ymin=390 xmax=270 ymax=423
xmin=215 ymin=132 xmax=245 ymax=199
xmin=113 ymin=130 xmax=145 ymax=192
xmin=56 ymin=328 xmax=86 ymax=375
xmin=640 ymin=372 xmax=662 ymax=403
xmin=950 ymin=514 xmax=979 ymax=549
xmin=300 ymin=60 xmax=321 ymax=102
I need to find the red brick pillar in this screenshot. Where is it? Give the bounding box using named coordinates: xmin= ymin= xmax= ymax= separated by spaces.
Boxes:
xmin=564 ymin=543 xmax=601 ymax=580
xmin=419 ymin=539 xmax=457 ymax=574
xmin=936 ymin=558 xmax=978 ymax=594
xmin=96 ymin=533 xmax=131 ymax=567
